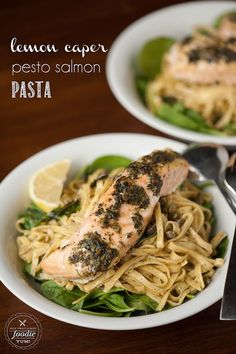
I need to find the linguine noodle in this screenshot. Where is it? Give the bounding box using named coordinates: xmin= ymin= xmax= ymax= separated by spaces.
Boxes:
xmin=17 ymin=168 xmax=225 ymax=311
xmin=147 ymin=72 xmax=236 ymax=129
xmin=146 ymin=30 xmax=236 ymax=130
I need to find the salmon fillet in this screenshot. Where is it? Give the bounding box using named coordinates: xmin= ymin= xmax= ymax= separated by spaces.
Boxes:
xmin=218 ymin=14 xmax=236 ymax=39
xmin=165 ymin=34 xmax=236 ymax=85
xmin=40 ymin=150 xmax=189 ymax=282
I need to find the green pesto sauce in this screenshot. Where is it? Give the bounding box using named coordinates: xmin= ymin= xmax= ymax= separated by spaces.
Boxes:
xmin=68 ymin=232 xmax=118 ymax=275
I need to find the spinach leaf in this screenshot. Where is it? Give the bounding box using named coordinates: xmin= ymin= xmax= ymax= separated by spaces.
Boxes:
xmin=79 ymin=309 xmax=123 ymax=317
xmin=157 ymin=102 xmax=224 ymax=135
xmin=195 ymin=27 xmax=213 ymax=36
xmin=77 ymin=155 xmax=132 ymax=180
xmin=136 ymin=37 xmax=175 ymax=79
xmin=125 ymin=293 xmax=157 ymax=313
xmin=72 ymin=288 xmax=156 ymax=315
xmin=19 ymin=203 xmax=48 ymax=230
xmin=23 ymin=262 xmax=42 ymax=280
xmin=135 ymin=76 xmax=149 ymax=103
xmin=196 ymin=180 xmax=214 ymax=190
xmin=102 ymin=293 xmax=135 ymax=313
xmin=202 ymin=201 xmax=216 ymax=230
xmin=47 ymin=200 xmax=80 ymax=219
xmin=19 ymin=200 xmax=80 ymax=231
xmin=71 ymin=288 xmax=125 ymax=312
xmin=40 ymin=281 xmax=157 ymax=317
xmin=23 ymin=262 xmax=33 ymax=276
xmin=224 ymin=122 xmax=236 ymax=135
xmin=215 ymin=236 xmax=228 ymax=258
xmin=41 ymin=280 xmax=83 ymax=307
xmin=37 ymin=278 xmax=199 ymax=316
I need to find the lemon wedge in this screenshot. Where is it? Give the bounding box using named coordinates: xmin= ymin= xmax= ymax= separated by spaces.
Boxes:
xmin=29 ymin=160 xmax=71 ymax=212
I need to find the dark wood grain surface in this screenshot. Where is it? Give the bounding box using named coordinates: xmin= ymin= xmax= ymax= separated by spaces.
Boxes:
xmin=1 ymin=1 xmax=236 ymax=353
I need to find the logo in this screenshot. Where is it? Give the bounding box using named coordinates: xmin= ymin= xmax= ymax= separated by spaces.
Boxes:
xmin=4 ymin=313 xmax=42 ymax=350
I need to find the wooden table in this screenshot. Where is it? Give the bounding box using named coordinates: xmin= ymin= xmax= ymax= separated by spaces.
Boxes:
xmin=1 ymin=1 xmax=236 ymax=353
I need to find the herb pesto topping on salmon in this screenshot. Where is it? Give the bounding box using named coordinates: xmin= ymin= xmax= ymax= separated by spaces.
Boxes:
xmin=68 ymin=232 xmax=118 ymax=276
xmin=41 ymin=149 xmax=189 ymax=282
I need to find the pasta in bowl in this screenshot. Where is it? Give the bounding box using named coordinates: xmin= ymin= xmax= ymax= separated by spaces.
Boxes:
xmin=106 ymin=1 xmax=236 ymax=146
xmin=17 ymin=142 xmax=227 ymax=317
xmin=0 ymin=133 xmax=234 ymax=329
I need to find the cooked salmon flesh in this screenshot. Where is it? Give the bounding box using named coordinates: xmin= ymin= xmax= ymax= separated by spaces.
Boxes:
xmin=165 ymin=34 xmax=236 ymax=85
xmin=40 ymin=150 xmax=189 ymax=282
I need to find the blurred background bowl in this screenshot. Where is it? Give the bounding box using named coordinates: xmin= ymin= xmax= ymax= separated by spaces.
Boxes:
xmin=106 ymin=1 xmax=236 ymax=147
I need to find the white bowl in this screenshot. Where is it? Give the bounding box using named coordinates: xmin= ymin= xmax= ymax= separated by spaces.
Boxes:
xmin=106 ymin=1 xmax=236 ymax=147
xmin=0 ymin=133 xmax=234 ymax=330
